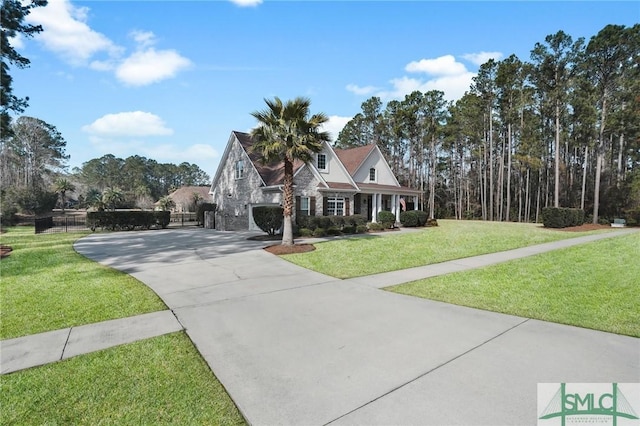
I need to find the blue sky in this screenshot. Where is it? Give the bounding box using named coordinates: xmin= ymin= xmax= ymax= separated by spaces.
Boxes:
xmin=11 ymin=0 xmax=639 ymax=177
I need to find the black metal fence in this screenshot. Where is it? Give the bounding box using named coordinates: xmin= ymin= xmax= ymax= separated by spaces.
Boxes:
xmin=169 ymin=212 xmax=199 ymax=227
xmin=35 ymin=216 xmax=88 ymax=234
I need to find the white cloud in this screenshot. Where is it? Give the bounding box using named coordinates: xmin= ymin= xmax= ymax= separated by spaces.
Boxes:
xmin=130 ymin=30 xmax=156 ymax=48
xmin=27 ymin=0 xmax=121 ymax=65
xmin=229 ymin=0 xmax=263 ymax=6
xmin=461 ymin=51 xmax=504 ymax=66
xmin=405 ymin=55 xmax=467 ymax=76
xmin=82 ymin=111 xmax=173 ymax=136
xmin=349 ymin=53 xmax=486 ymax=102
xmin=321 ymin=115 xmax=352 ymax=141
xmin=116 ymin=48 xmax=192 ymax=86
xmin=26 ymin=0 xmax=191 ymax=85
xmin=346 ymin=84 xmax=380 ymax=96
xmin=9 ymin=34 xmax=25 ymax=49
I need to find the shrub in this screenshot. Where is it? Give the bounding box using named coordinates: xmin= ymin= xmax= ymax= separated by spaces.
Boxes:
xmin=252 ymin=206 xmax=283 ymax=235
xmin=196 ymin=203 xmax=216 ymax=225
xmin=0 ymin=190 xmax=17 ymax=227
xmin=310 ymin=216 xmax=332 ymax=230
xmin=342 ymin=225 xmax=356 ymax=234
xmin=326 ymin=215 xmax=345 ymax=228
xmin=427 ymin=218 xmax=439 ymax=227
xmin=624 ymin=207 xmax=640 ymax=227
xmin=87 ymin=211 xmax=170 ymax=231
xmin=377 ymin=210 xmax=396 ymax=228
xmin=346 ymin=214 xmax=367 ymax=227
xmin=356 ymin=224 xmax=368 ymax=234
xmin=327 ymin=227 xmax=342 ymax=236
xmin=541 ymin=207 xmax=585 ymax=228
xmin=416 ymin=210 xmax=429 ymax=226
xmin=400 ymin=211 xmax=419 ymax=227
xmin=296 ymin=215 xmax=313 ymax=229
xmin=5 ymin=187 xmax=57 ymax=215
xmin=312 ymin=227 xmax=327 ymax=237
xmin=298 ymin=228 xmax=313 ymax=237
xmin=368 ymin=222 xmax=385 ymax=231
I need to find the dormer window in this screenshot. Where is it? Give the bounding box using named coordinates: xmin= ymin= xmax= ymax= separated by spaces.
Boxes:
xmin=235 ymin=160 xmax=244 ymax=179
xmin=369 ymin=167 xmax=376 ymax=182
xmin=317 ymin=153 xmax=327 ymax=172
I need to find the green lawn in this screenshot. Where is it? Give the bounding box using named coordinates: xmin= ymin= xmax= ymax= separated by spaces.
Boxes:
xmin=0 ymin=227 xmax=166 ymax=339
xmin=283 ymin=220 xmax=612 ymax=278
xmin=389 ymin=233 xmax=640 ymax=337
xmin=0 ymin=332 xmax=245 ymax=425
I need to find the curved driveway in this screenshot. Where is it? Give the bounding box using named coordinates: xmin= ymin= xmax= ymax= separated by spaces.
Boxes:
xmin=75 ymin=228 xmax=639 ymax=425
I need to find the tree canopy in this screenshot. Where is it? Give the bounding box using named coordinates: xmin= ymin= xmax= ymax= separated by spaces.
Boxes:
xmin=251 ymin=96 xmax=330 ymax=245
xmin=336 ymin=24 xmax=640 ymax=224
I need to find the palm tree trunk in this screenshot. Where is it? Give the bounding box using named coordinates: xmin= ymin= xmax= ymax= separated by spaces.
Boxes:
xmin=281 ymin=156 xmax=295 ymax=246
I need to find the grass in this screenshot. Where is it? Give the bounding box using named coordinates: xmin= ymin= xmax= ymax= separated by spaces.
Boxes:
xmin=0 ymin=227 xmax=167 ymax=339
xmin=283 ymin=220 xmax=612 ymax=278
xmin=0 ymin=332 xmax=246 ymax=425
xmin=388 ymin=233 xmax=640 ymax=337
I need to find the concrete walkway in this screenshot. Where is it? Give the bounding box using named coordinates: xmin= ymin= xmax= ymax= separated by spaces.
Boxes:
xmin=2 ymin=227 xmax=638 ymax=425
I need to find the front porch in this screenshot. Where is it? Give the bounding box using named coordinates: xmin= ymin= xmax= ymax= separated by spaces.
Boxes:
xmin=354 ymin=192 xmax=420 ymax=223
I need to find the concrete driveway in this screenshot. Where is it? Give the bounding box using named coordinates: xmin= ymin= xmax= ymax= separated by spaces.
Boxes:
xmin=75 ymin=228 xmax=640 ymax=425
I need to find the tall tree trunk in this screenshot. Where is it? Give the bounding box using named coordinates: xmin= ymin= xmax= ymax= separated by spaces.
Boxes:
xmin=593 ymin=96 xmax=607 ymax=224
xmin=489 ymin=109 xmax=494 ymax=221
xmin=506 ymin=123 xmax=512 ymax=221
xmin=617 ymin=133 xmax=625 ymax=186
xmin=581 ymin=145 xmax=588 ymax=210
xmin=554 ymin=99 xmax=561 ymax=208
xmin=281 ymin=157 xmax=294 ymax=246
xmin=429 ymin=135 xmax=436 ymax=219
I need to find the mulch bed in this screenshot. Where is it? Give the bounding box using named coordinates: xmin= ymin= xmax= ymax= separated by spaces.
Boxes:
xmin=1 ymin=245 xmax=13 ymax=259
xmin=263 ymin=244 xmax=316 ymax=255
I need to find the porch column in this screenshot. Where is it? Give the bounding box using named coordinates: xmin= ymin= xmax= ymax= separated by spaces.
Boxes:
xmin=372 ymin=193 xmax=378 ymax=223
xmin=413 ymin=195 xmax=418 ymax=210
xmin=376 ymin=193 xmax=382 ymax=219
xmin=395 ymin=195 xmax=401 ymax=223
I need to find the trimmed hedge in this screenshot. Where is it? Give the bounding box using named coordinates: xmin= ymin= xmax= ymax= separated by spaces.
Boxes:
xmin=87 ymin=211 xmax=170 ymax=231
xmin=377 ymin=210 xmax=396 ymax=228
xmin=416 ymin=211 xmax=428 ymax=226
xmin=252 ymin=206 xmax=283 ymax=235
xmin=400 ymin=211 xmax=419 ymax=227
xmin=541 ymin=207 xmax=585 ymax=228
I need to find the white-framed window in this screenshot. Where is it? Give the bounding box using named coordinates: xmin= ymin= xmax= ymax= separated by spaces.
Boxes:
xmin=317 ymin=153 xmax=327 ymax=172
xmin=235 ymin=160 xmax=244 ymax=179
xmin=369 ymin=167 xmax=376 ymax=182
xmin=300 ymin=197 xmax=310 ymax=215
xmin=327 ymin=197 xmax=345 ymax=216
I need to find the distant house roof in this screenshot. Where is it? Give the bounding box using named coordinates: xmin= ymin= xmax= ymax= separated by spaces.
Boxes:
xmin=234 ymin=131 xmax=304 ymax=186
xmin=166 ymin=186 xmax=211 ymax=206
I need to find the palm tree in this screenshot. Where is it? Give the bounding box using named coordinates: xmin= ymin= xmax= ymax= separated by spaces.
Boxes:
xmin=53 ymin=177 xmax=75 ymax=213
xmin=251 ymin=97 xmax=330 ymax=246
xmin=158 ymin=195 xmax=176 ymax=212
xmin=102 ymin=187 xmax=124 ymax=211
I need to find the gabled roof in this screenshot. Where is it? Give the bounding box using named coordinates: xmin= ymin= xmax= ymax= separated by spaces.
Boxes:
xmin=333 ymin=144 xmax=377 ymax=176
xmin=167 ymin=186 xmax=210 ymax=204
xmin=169 ymin=186 xmax=209 ymax=203
xmin=234 ymin=131 xmax=304 ymax=186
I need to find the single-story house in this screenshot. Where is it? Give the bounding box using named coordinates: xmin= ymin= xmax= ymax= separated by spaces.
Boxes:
xmin=209 ymin=131 xmax=422 ymax=231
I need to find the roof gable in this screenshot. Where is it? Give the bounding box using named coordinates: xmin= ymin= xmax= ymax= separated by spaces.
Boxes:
xmin=234 ymin=131 xmax=304 ymax=187
xmin=334 ymin=144 xmax=377 ymax=176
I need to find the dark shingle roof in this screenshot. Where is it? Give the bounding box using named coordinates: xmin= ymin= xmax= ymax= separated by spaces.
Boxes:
xmin=234 ymin=131 xmax=304 ymax=186
xmin=333 ymin=144 xmax=376 ymax=176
